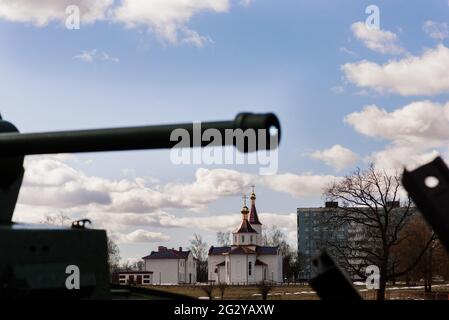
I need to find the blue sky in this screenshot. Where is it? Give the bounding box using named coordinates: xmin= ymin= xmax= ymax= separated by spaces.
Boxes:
xmin=1 ymin=0 xmax=449 ymax=262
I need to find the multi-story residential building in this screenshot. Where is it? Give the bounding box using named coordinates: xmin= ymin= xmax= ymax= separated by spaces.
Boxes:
xmin=297 ymin=201 xmax=350 ymax=280
xmin=297 ymin=201 xmax=413 ymax=280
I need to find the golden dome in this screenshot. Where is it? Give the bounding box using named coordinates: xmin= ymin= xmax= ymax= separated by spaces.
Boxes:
xmin=241 ymin=205 xmax=249 ymax=214
xmin=250 ymin=192 xmax=256 ymax=200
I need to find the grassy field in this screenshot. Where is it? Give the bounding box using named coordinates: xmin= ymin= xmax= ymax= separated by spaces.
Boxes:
xmin=135 ymin=283 xmax=449 ymax=300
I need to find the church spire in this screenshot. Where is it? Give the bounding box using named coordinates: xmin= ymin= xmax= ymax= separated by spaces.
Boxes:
xmin=248 ymin=185 xmax=261 ymax=225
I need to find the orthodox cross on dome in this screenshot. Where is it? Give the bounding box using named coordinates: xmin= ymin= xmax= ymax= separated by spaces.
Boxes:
xmin=250 ymin=185 xmax=256 ymax=200
xmin=242 ymin=194 xmax=248 ymax=206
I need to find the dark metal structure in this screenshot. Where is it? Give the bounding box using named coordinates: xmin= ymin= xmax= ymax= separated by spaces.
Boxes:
xmin=309 ymin=250 xmax=362 ymax=301
xmin=402 ymin=156 xmax=449 ymax=252
xmin=0 ymin=112 xmax=280 ymax=299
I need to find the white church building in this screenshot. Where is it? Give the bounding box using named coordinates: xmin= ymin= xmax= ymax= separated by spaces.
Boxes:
xmin=208 ymin=189 xmax=283 ymax=284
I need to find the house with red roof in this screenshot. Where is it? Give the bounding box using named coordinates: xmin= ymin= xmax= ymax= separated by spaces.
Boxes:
xmin=207 ymin=188 xmax=282 ymax=284
xmin=142 ymin=246 xmax=197 ymax=284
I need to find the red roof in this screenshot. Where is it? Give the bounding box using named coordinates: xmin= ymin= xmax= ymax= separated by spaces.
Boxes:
xmin=249 ymin=203 xmax=261 ymax=225
xmin=228 ymin=246 xmax=256 ymax=255
xmin=209 ymin=246 xmax=231 ymax=255
xmin=234 ymin=219 xmax=257 ymax=233
xmin=142 ymin=247 xmax=190 ymax=260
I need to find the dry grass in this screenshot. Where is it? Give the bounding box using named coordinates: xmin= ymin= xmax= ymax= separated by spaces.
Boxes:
xmin=137 ymin=283 xmax=449 ymax=300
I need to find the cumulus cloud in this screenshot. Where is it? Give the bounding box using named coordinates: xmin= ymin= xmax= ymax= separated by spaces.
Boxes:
xmin=423 ymin=20 xmax=449 ymax=40
xmin=344 ymin=101 xmax=449 ymax=146
xmin=345 ymin=101 xmax=449 ymax=170
xmin=260 ymin=173 xmax=339 ymax=198
xmin=113 ymin=0 xmax=230 ymax=46
xmin=88 ymin=211 xmax=297 ymax=244
xmin=0 ymin=0 xmax=112 ymax=26
xmin=13 ymin=156 xmax=336 ymax=250
xmin=342 ymin=44 xmax=449 ymax=96
xmin=310 ymin=145 xmax=358 ymax=171
xmin=19 ymin=156 xmax=335 ymax=216
xmin=351 ymin=21 xmax=404 ymax=55
xmin=0 ymin=0 xmax=250 ymax=46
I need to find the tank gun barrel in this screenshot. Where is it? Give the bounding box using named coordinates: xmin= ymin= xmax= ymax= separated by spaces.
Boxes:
xmin=0 ymin=113 xmax=280 ymax=155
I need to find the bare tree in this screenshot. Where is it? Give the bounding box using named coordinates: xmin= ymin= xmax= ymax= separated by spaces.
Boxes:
xmin=217 ymin=283 xmax=227 ymax=300
xmin=201 ymin=283 xmax=214 ymax=300
xmin=263 ymin=226 xmax=298 ymax=281
xmin=41 ymin=212 xmax=71 ymax=226
xmin=257 ymin=281 xmax=273 ymax=300
xmin=393 ymin=215 xmax=449 ymax=291
xmin=107 ymin=237 xmax=121 ymax=276
xmin=189 ymin=233 xmax=208 ymax=282
xmin=216 ymin=231 xmax=231 ymax=246
xmin=324 ymin=165 xmax=434 ymax=300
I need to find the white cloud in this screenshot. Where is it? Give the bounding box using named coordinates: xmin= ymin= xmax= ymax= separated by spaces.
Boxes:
xmin=0 ymin=0 xmax=250 ymax=46
xmin=260 ymin=173 xmax=339 ymax=198
xmin=0 ymin=0 xmax=113 ymax=26
xmin=310 ymin=145 xmax=358 ymax=171
xmin=351 ymin=21 xmax=404 ymax=55
xmin=113 ymin=229 xmax=169 ymax=244
xmin=423 ymin=20 xmax=449 ymax=40
xmin=345 ymin=101 xmax=449 ymax=146
xmin=101 ymin=52 xmax=120 ymax=63
xmin=73 ymin=50 xmax=119 ymax=63
xmin=368 ymin=145 xmax=440 ymax=172
xmin=73 ymin=49 xmax=97 ymax=63
xmin=180 ymin=28 xmax=212 ymax=47
xmin=342 ymin=44 xmax=449 ymax=96
xmin=113 ymin=0 xmax=229 ymax=45
xmin=13 ymin=156 xmax=336 ymax=249
xmin=345 ymin=101 xmax=449 ymax=170
xmin=19 ymin=156 xmax=335 ymax=216
xmin=340 ymin=47 xmax=357 ymax=57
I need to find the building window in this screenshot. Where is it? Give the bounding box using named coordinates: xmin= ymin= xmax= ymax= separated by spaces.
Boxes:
xmin=248 ymin=261 xmax=252 ymax=276
xmin=234 ymin=236 xmax=237 ymax=243
xmin=119 ymin=275 xmax=126 ymax=279
xmin=250 ymin=235 xmax=253 ymax=243
xmin=241 ymin=235 xmax=245 ymax=243
xmin=143 ymin=275 xmax=150 ymax=279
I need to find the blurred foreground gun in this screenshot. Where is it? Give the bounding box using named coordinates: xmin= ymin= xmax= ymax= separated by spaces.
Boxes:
xmin=309 ymin=250 xmax=362 ymax=300
xmin=402 ymin=156 xmax=449 ymax=252
xmin=0 ymin=112 xmax=280 ymax=299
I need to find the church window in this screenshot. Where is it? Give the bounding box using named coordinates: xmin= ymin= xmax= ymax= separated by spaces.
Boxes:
xmin=250 ymin=235 xmax=253 ymax=243
xmin=241 ymin=235 xmax=245 ymax=243
xmin=248 ymin=261 xmax=252 ymax=276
